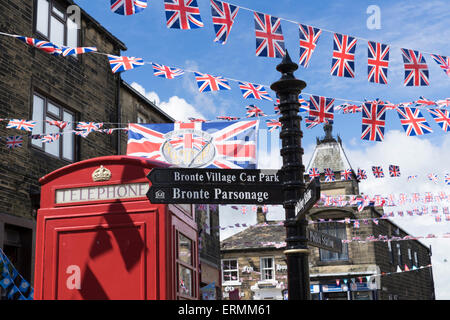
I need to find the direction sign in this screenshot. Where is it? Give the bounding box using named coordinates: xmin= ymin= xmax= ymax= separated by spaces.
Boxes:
xmin=147 ymin=184 xmax=284 ymax=205
xmin=148 ymin=168 xmax=281 ymax=186
xmin=295 ymin=178 xmax=321 ymax=220
xmin=306 ymin=228 xmax=343 ymax=253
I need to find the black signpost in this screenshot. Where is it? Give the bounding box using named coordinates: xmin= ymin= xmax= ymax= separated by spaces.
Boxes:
xmin=147 ymin=168 xmax=284 ymax=204
xmin=148 ymin=168 xmax=281 ymax=186
xmin=147 ymin=184 xmax=284 ymax=204
xmin=306 ymin=228 xmax=342 ymax=253
xmin=295 ymin=178 xmax=321 ymax=220
xmin=271 ymin=50 xmax=312 ymax=300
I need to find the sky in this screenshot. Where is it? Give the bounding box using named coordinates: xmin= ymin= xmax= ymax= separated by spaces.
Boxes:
xmin=75 ymin=0 xmax=449 ymax=299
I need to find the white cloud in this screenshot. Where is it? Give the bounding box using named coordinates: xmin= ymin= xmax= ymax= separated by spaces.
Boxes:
xmin=130 ymin=82 xmax=205 ymax=122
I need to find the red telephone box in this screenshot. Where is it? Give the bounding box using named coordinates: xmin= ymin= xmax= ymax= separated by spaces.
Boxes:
xmin=34 ymin=155 xmax=199 ymax=300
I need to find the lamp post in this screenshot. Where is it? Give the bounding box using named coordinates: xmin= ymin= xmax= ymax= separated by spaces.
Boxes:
xmin=270 ymin=50 xmax=310 ymax=300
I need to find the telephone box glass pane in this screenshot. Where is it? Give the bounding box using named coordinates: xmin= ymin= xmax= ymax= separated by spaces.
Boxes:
xmin=178 ymin=266 xmax=193 ymax=296
xmin=178 ymin=233 xmax=192 ymax=265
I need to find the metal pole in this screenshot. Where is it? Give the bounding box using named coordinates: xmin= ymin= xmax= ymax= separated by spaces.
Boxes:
xmin=270 ymin=50 xmax=310 ymax=300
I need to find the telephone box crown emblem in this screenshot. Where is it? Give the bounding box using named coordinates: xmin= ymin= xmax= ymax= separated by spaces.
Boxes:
xmin=92 ymin=165 xmax=112 ymax=182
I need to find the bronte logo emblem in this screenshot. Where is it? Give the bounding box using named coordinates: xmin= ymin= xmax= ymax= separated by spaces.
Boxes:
xmin=155 ymin=190 xmax=165 ymax=199
xmin=92 ymin=165 xmax=112 ymax=182
xmin=161 ymin=129 xmax=215 ymax=168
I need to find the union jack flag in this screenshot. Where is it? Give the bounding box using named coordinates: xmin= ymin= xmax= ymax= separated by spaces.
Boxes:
xmin=254 ymin=12 xmax=285 ymax=58
xmin=361 ymin=102 xmax=387 ymax=142
xmin=444 ymin=207 xmax=450 ymax=214
xmin=298 ymin=24 xmax=322 ymax=67
xmin=266 ymin=119 xmax=281 ymax=132
xmin=337 ymin=103 xmax=361 ymax=114
xmin=245 ymin=105 xmax=266 ymax=118
xmin=424 ymin=192 xmax=434 ymax=203
xmin=5 ymin=136 xmax=23 ymax=149
xmin=411 ymin=193 xmax=421 ymax=203
xmin=436 ymin=98 xmax=450 ymax=108
xmin=45 ymin=120 xmax=68 ymax=130
xmin=407 ymin=175 xmax=418 ymax=181
xmin=386 ymin=194 xmax=396 ymax=206
xmin=274 ymin=105 xmax=280 ymax=115
xmin=308 ymin=168 xmax=320 ymax=181
xmin=400 ymin=49 xmax=429 ymax=86
xmin=430 ymin=54 xmax=450 ymax=77
xmin=74 ymin=130 xmax=90 ymax=138
xmin=102 ymin=129 xmax=115 ymax=135
xmin=238 ymin=82 xmax=272 ymax=101
xmin=164 ymin=0 xmax=204 ymax=30
xmin=127 ymin=120 xmax=259 ymax=169
xmin=367 ymin=41 xmax=390 ymax=84
xmin=341 ymin=169 xmax=353 ymax=181
xmin=152 ymin=63 xmax=184 ymax=79
xmin=415 ymin=96 xmax=437 ymax=107
xmin=15 ymin=36 xmax=61 ymax=55
xmin=6 ymin=119 xmax=36 ymax=132
xmin=41 ymin=133 xmax=61 ymax=144
xmin=304 ymin=118 xmax=320 ymax=129
xmin=324 ymin=168 xmax=335 ymax=182
xmin=396 ymin=107 xmax=433 ymax=136
xmin=217 ymin=116 xmax=240 ymax=121
xmin=372 ymin=195 xmax=385 ymax=207
xmin=194 ymin=72 xmax=230 ymax=92
xmin=188 ymin=118 xmax=207 ymax=123
xmin=357 ymin=168 xmax=367 ymax=180
xmin=298 ymin=95 xmax=310 ymax=112
xmin=308 ymin=95 xmax=334 ymax=124
xmin=427 ymin=173 xmax=438 ymax=184
xmin=76 ymin=122 xmax=103 ymax=133
xmin=428 ymin=109 xmax=450 ymax=132
xmin=110 ymin=0 xmax=147 ymax=16
xmin=107 ymin=55 xmax=144 ymax=73
xmin=61 ymin=46 xmax=97 ymax=57
xmin=210 ymin=0 xmax=239 ymax=44
xmin=331 ymin=33 xmax=357 ymax=78
xmin=389 ymin=165 xmax=401 ymax=177
xmin=372 ymin=166 xmax=384 ymax=178
xmin=445 ymin=174 xmax=450 ymax=185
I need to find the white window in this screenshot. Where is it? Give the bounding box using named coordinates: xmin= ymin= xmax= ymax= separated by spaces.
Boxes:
xmin=32 ymin=93 xmax=75 ymax=161
xmin=222 ymin=259 xmax=239 ymax=283
xmin=137 ymin=113 xmax=147 ymax=124
xmin=260 ymin=257 xmax=275 ymax=281
xmin=414 ymin=251 xmax=419 ymax=266
xmin=35 ymin=0 xmax=79 ymax=48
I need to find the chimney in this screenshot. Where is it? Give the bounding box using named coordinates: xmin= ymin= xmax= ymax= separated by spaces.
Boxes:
xmin=256 ymin=206 xmax=266 ymax=224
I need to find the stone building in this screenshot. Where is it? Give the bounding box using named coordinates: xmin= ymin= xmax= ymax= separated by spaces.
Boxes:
xmin=0 ymin=0 xmax=173 ymax=297
xmin=220 ymin=125 xmax=435 ymax=300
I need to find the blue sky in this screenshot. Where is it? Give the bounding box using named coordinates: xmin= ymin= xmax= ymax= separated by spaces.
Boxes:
xmin=75 ymin=0 xmax=450 ymax=298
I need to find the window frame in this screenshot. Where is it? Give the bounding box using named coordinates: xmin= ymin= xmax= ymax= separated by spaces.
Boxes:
xmin=396 ymin=243 xmax=403 ymax=266
xmin=221 ymin=258 xmax=239 ymax=284
xmin=34 ymin=0 xmax=80 ymax=49
xmin=175 ymin=230 xmax=196 ymax=299
xmin=31 ymin=92 xmax=76 ymax=162
xmin=260 ymin=256 xmax=275 ymax=281
xmin=318 ymin=221 xmax=349 ymax=262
